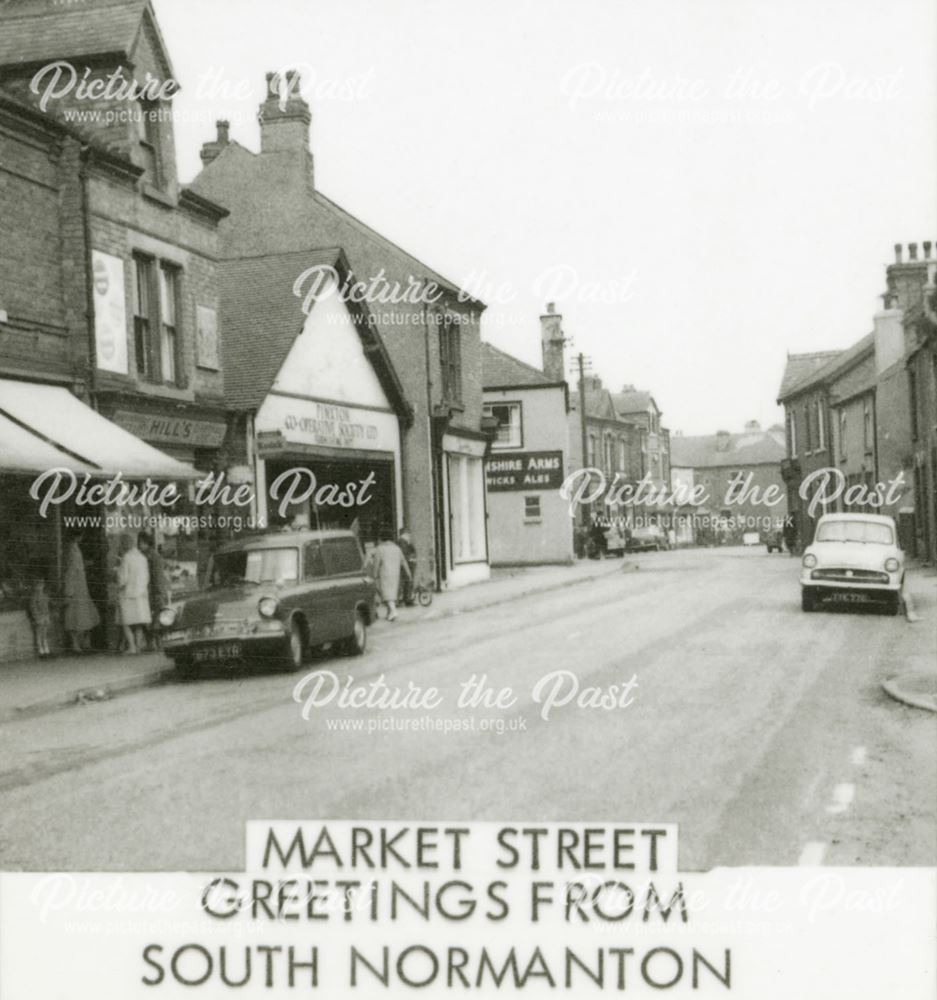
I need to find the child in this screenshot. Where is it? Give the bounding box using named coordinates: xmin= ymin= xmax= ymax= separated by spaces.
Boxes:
xmin=28 ymin=578 xmax=52 ymax=658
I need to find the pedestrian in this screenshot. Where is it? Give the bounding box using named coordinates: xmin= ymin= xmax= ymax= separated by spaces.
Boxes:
xmin=117 ymin=533 xmax=150 ymax=654
xmin=139 ymin=531 xmax=169 ymax=650
xmin=28 ymin=577 xmax=52 ymax=658
xmin=63 ymin=531 xmax=99 ymax=652
xmin=783 ymin=512 xmax=798 ymax=556
xmin=397 ymin=527 xmax=417 ymax=605
xmin=370 ymin=529 xmax=411 ymax=621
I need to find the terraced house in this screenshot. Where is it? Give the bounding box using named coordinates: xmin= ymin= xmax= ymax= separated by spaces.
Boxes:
xmin=778 ymin=242 xmax=937 ymax=557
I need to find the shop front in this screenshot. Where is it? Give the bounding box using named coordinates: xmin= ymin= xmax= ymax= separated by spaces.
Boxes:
xmin=253 ymin=394 xmax=403 ymax=550
xmin=439 ymin=431 xmax=490 ymax=587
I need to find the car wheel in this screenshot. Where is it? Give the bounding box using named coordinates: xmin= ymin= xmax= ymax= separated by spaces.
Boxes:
xmin=801 ymin=587 xmax=818 ymax=612
xmin=341 ymin=609 xmax=367 ymax=656
xmin=281 ymin=618 xmax=305 ymax=672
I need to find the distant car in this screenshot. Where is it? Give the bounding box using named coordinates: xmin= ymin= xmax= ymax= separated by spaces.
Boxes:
xmin=159 ymin=529 xmax=375 ymax=677
xmin=800 ymin=513 xmax=904 ymax=614
xmin=627 ymin=525 xmax=669 ymax=553
xmin=762 ymin=524 xmax=785 ymax=553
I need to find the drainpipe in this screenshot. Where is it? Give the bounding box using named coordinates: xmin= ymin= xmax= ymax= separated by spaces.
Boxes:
xmin=421 ymin=281 xmax=441 ymax=589
xmin=79 ymin=147 xmax=97 ymax=407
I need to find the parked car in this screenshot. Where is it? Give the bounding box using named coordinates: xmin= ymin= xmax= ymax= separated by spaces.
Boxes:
xmin=800 ymin=513 xmax=904 ymax=614
xmin=626 ymin=525 xmax=669 ymax=553
xmin=159 ymin=529 xmax=375 ymax=677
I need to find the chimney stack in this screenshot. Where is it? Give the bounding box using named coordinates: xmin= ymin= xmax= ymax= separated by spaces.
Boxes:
xmin=258 ymin=69 xmax=314 ymax=186
xmin=539 ymin=302 xmax=566 ymax=382
xmin=199 ymin=119 xmax=230 ymax=165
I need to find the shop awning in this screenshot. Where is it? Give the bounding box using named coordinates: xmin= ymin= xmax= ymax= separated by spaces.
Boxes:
xmin=0 ymin=409 xmax=99 ymax=476
xmin=0 ymin=379 xmax=201 ymax=480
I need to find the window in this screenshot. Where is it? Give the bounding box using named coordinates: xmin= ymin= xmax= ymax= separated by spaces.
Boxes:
xmin=839 ymin=409 xmax=847 ymax=461
xmin=524 ymin=495 xmax=542 ymax=522
xmin=439 ymin=313 xmax=462 ymax=404
xmin=323 ymin=537 xmax=364 ymax=575
xmin=209 ymin=547 xmax=298 ymax=587
xmin=448 ymin=454 xmax=486 ymax=564
xmin=863 ymin=397 xmax=874 ymax=453
xmin=815 ymin=400 xmax=825 ymax=450
xmin=137 ymin=99 xmax=163 ymax=187
xmin=133 ymin=256 xmax=155 ymax=379
xmin=483 ymin=402 xmax=522 ymax=449
xmin=587 ymin=434 xmax=597 ymax=466
xmin=604 ymin=435 xmax=613 ymax=471
xmin=159 ymin=265 xmax=179 ymax=384
xmin=804 ymin=403 xmax=813 ymax=453
xmin=303 ymin=542 xmax=326 ymax=580
xmin=618 ymin=438 xmax=626 ymax=471
xmin=909 ymin=370 xmax=919 ymax=441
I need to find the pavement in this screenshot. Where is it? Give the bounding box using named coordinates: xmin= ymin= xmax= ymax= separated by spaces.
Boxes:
xmin=881 ymin=563 xmax=937 ymax=713
xmin=0 ymin=544 xmax=933 ymax=873
xmin=0 ymin=556 xmax=626 ymax=723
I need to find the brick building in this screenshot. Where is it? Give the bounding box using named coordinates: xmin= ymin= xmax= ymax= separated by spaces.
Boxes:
xmin=612 ymin=388 xmax=670 ymax=490
xmin=482 ymin=340 xmax=572 ymax=566
xmin=190 ymin=74 xmax=492 ymax=587
xmin=669 ymin=422 xmax=787 ymax=544
xmin=777 ymin=242 xmax=937 ymax=556
xmin=0 ymin=0 xmax=232 ymax=658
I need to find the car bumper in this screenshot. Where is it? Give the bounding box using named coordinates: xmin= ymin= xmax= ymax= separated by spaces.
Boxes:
xmin=163 ymin=622 xmax=286 ymax=664
xmin=800 ymin=571 xmax=902 ymax=595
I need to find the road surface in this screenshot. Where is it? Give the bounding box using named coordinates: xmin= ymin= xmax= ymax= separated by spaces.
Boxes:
xmin=0 ymin=546 xmax=933 ymax=872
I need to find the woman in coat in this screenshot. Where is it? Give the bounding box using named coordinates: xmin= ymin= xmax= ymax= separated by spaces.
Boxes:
xmin=370 ymin=530 xmax=412 ymax=622
xmin=63 ymin=533 xmax=100 ymax=652
xmin=117 ymin=534 xmax=151 ymax=654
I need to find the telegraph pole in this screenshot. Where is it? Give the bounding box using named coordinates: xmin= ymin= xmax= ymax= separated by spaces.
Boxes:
xmin=575 ymin=352 xmax=592 ymax=529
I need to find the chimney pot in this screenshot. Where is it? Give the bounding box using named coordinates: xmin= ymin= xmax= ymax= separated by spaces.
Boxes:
xmin=216 ymin=120 xmax=229 ymax=144
xmin=909 ymin=243 xmax=918 ymax=262
xmin=546 ymin=302 xmax=555 ymax=314
xmin=894 ymin=243 xmax=903 ymax=264
xmin=924 ymin=241 xmax=933 ymax=259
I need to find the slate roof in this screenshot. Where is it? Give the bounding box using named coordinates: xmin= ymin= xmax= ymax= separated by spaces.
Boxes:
xmin=0 ymin=0 xmax=151 ymax=70
xmin=481 ymin=343 xmax=557 ymax=389
xmin=611 ymin=389 xmax=655 ymax=416
xmin=218 ymin=248 xmax=410 ymax=419
xmin=776 ymin=350 xmax=841 ymax=401
xmin=670 ymin=429 xmax=786 ymax=469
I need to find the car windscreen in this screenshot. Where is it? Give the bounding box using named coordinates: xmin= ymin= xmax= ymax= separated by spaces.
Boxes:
xmin=209 ymin=548 xmax=299 ymax=587
xmin=815 ymin=521 xmax=894 ymax=545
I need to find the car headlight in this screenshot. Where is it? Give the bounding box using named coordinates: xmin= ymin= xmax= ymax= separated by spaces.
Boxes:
xmin=158 ymin=607 xmax=177 ymax=628
xmin=258 ymin=596 xmax=279 ymax=618
xmin=884 ymin=557 xmax=899 ymax=572
xmin=802 ymin=553 xmax=817 ymax=569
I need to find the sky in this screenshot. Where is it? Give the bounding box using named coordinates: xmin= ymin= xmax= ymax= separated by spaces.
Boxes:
xmin=154 ymin=0 xmax=937 ymax=435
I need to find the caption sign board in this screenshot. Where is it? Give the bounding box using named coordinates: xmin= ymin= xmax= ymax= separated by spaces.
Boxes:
xmin=487 ymin=450 xmax=564 ymax=492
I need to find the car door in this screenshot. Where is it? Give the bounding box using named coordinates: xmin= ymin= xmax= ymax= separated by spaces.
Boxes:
xmin=302 ymin=540 xmax=342 ymax=644
xmin=321 ymin=536 xmax=368 ymax=638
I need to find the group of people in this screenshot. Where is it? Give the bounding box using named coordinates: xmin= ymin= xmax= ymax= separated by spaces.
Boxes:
xmin=28 ymin=531 xmax=169 ymax=657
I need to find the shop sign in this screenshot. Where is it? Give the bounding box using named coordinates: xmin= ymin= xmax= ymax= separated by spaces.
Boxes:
xmin=257 ymin=395 xmax=398 ymax=454
xmin=486 ymin=450 xmax=564 ymax=492
xmin=92 ymin=250 xmax=128 ymax=375
xmin=113 ymin=411 xmax=227 ymax=448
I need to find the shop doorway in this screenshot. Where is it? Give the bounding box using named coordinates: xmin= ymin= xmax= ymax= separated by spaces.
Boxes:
xmin=265 ymin=456 xmax=397 ymax=548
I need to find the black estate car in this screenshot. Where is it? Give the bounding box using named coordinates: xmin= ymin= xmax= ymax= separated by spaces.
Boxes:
xmin=159 ymin=529 xmax=375 ymax=677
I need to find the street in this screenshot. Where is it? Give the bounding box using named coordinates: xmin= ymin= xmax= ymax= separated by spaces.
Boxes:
xmin=0 ymin=547 xmax=933 ymax=874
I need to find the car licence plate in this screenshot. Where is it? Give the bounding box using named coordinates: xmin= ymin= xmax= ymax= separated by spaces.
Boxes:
xmin=194 ymin=642 xmax=242 ymax=663
xmin=830 ymin=592 xmax=868 ymax=603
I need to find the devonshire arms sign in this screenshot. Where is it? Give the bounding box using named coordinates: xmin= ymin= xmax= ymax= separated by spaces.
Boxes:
xmin=486 ymin=451 xmax=564 ymax=492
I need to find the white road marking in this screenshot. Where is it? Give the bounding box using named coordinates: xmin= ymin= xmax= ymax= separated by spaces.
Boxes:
xmin=851 ymin=746 xmax=867 ymax=767
xmin=826 ymin=783 xmax=855 ymax=814
xmin=799 ymin=841 xmax=826 ymax=866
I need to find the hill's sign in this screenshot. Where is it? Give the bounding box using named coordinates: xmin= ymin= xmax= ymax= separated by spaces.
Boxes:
xmin=486 ymin=451 xmax=564 ymax=492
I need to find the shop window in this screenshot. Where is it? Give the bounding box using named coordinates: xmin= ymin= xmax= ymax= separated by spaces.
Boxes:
xmin=323 ymin=536 xmax=364 ymax=575
xmin=524 ymin=495 xmax=542 ymax=522
xmin=439 ymin=313 xmax=462 ymax=404
xmin=449 ymin=453 xmax=486 ymax=564
xmin=483 ymin=402 xmax=522 ymax=449
xmin=304 ymin=542 xmax=326 ymax=580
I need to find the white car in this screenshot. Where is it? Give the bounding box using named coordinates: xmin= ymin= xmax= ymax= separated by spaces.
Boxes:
xmin=800 ymin=513 xmax=904 ymax=614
